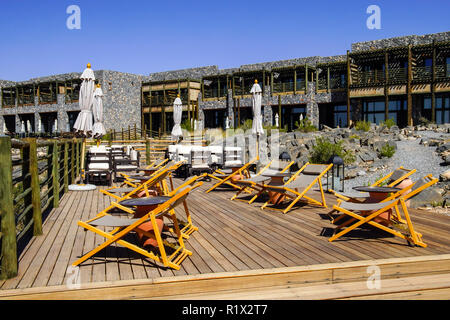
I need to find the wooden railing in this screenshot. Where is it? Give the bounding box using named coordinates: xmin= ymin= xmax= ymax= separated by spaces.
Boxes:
xmin=0 ymin=136 xmax=82 ymax=280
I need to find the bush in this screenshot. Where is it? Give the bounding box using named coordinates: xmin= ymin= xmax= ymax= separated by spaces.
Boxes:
xmin=355 ymin=120 xmax=371 ymax=132
xmin=238 ymin=119 xmax=253 ymax=131
xmin=380 ymin=118 xmax=396 ymax=129
xmin=379 ymin=143 xmax=395 ymax=158
xmin=181 ymin=118 xmax=193 ymax=132
xmin=309 ymin=137 xmax=355 ymax=165
xmin=294 ymin=117 xmax=317 ymax=132
xmin=418 ymin=116 xmax=433 ymax=126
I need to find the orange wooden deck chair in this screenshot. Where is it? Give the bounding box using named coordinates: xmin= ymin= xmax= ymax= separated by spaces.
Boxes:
xmin=328 ymin=166 xmax=417 ymax=223
xmin=162 ymin=173 xmax=207 ymax=239
xmin=260 ymin=163 xmax=333 ymax=214
xmin=231 ymin=160 xmax=294 ymax=204
xmin=328 ymin=175 xmax=438 ymax=247
xmin=72 ymin=182 xmax=203 ymax=270
xmin=205 ymin=157 xmax=258 ymax=193
xmin=330 ymin=166 xmax=416 ymax=202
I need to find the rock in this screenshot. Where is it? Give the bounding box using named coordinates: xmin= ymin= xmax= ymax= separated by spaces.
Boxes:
xmin=440 ymin=169 xmax=450 ymax=182
xmin=410 ymin=187 xmax=444 ymax=208
xmin=357 ymin=170 xmax=367 ymax=176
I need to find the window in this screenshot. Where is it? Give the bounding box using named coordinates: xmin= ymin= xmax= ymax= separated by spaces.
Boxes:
xmin=436 ymin=95 xmax=450 ymax=125
xmin=333 ymin=105 xmax=348 ymax=127
xmin=363 ymin=100 xmax=385 ymax=124
xmin=447 ymin=57 xmax=450 ymax=77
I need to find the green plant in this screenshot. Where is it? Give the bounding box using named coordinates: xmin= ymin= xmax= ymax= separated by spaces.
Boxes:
xmin=418 ymin=116 xmax=433 ymax=126
xmin=238 ymin=119 xmax=253 ymax=131
xmin=349 ymin=134 xmax=360 ymax=140
xmin=355 ymin=120 xmax=371 ymax=132
xmin=309 ymin=137 xmax=355 ymax=165
xmin=181 ymin=118 xmax=193 ymax=132
xmin=380 ymin=118 xmax=396 ymax=129
xmin=379 ymin=143 xmax=395 ymax=158
xmin=294 ymin=117 xmax=317 ymax=132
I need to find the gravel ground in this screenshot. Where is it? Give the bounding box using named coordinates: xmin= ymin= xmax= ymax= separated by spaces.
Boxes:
xmin=343 ymin=130 xmax=449 ymax=192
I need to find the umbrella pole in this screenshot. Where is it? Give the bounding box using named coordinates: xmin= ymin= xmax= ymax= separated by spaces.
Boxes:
xmin=80 ymin=137 xmax=86 ymax=183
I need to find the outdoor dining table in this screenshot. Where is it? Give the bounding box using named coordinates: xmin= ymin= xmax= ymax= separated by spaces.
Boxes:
xmin=137 ymin=167 xmax=159 ymax=176
xmin=352 ymin=186 xmax=401 ymax=225
xmin=223 ymin=164 xmax=247 ymax=183
xmin=260 ymin=172 xmax=292 ymax=205
xmin=119 ymin=196 xmax=171 ymax=247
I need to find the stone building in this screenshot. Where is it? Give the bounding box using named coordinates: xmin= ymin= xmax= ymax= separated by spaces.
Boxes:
xmin=1 ymin=31 xmax=449 ymax=134
xmin=0 ymin=70 xmax=143 ymax=134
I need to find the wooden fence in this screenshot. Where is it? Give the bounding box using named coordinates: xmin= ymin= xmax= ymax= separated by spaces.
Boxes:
xmin=0 ymin=136 xmax=82 ymax=280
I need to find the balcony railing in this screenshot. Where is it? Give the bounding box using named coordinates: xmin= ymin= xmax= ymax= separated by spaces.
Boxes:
xmin=388 ymin=67 xmax=408 ymax=83
xmin=413 ymin=66 xmax=432 ymax=82
xmin=353 ymin=70 xmax=385 ymax=86
xmin=272 ymin=81 xmax=295 ymax=93
xmin=203 ymin=86 xmax=227 ymax=99
xmin=435 ymin=64 xmax=450 ymax=80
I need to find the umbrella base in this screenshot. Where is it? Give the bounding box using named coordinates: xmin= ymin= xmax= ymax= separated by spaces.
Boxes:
xmin=68 ymin=184 xmax=97 ymax=191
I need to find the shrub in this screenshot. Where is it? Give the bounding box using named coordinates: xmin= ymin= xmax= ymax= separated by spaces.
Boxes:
xmin=181 ymin=118 xmax=193 ymax=132
xmin=238 ymin=119 xmax=253 ymax=131
xmin=295 ymin=117 xmax=317 ymax=132
xmin=381 ymin=118 xmax=396 ymax=129
xmin=379 ymin=143 xmax=395 ymax=158
xmin=418 ymin=116 xmax=433 ymax=126
xmin=309 ymin=137 xmax=355 ymax=165
xmin=355 ymin=120 xmax=371 ymax=132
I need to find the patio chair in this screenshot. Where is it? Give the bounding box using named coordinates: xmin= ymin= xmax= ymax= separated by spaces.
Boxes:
xmin=328 ymin=175 xmax=438 ymax=247
xmin=188 ymin=147 xmax=212 ymax=177
xmin=231 ymin=159 xmax=294 ymax=204
xmin=328 ymin=166 xmax=417 ymax=223
xmin=260 ymin=163 xmax=333 ymax=214
xmin=85 ymin=149 xmax=113 ymax=186
xmin=72 ymin=182 xmax=203 ymax=270
xmin=112 ymin=149 xmax=140 ymax=182
xmin=205 ymin=157 xmax=258 ymax=193
xmin=331 ymin=166 xmax=416 ymax=202
xmin=99 ymin=165 xmax=173 ymax=212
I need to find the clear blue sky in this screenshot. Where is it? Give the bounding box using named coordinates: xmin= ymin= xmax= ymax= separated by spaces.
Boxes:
xmin=0 ymin=0 xmax=449 ymax=81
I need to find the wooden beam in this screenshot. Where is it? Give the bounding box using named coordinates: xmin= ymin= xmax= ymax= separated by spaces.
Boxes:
xmin=407 ymin=45 xmax=413 ymax=126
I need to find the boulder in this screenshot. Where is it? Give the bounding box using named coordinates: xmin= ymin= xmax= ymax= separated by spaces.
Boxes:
xmin=410 ymin=186 xmax=445 ymax=208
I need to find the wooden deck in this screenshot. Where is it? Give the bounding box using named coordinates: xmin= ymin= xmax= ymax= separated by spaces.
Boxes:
xmin=1 ymin=177 xmax=450 ymax=298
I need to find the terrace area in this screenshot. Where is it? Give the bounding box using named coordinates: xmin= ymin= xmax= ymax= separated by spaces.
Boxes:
xmin=1 ymin=176 xmax=450 ymax=299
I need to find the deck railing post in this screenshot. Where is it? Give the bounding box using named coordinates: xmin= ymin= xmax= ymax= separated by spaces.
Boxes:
xmin=70 ymin=139 xmax=75 ymax=184
xmin=63 ymin=141 xmax=69 ymax=193
xmin=0 ymin=135 xmax=18 ymax=279
xmin=146 ymin=138 xmax=151 ymax=165
xmin=75 ymin=140 xmax=80 ymax=181
xmin=52 ymin=141 xmax=60 ymax=207
xmin=25 ymin=138 xmax=43 ymax=236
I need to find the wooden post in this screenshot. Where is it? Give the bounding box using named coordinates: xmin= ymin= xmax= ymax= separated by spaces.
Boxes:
xmin=431 ymin=40 xmax=436 ymax=123
xmin=52 ymin=141 xmax=59 ymax=207
xmin=63 ymin=141 xmax=69 ymax=193
xmin=278 ymin=95 xmax=282 ymax=129
xmin=70 ymin=139 xmax=75 ymax=184
xmin=346 ymin=50 xmax=351 ymax=127
xmin=146 ymin=138 xmax=151 ymax=165
xmin=407 ymin=45 xmax=413 ymax=126
xmin=25 ymin=138 xmax=42 ymax=236
xmin=0 ymin=136 xmax=17 ymax=279
xmin=385 ymin=50 xmax=389 ymax=121
xmin=75 ymin=140 xmax=80 ymax=181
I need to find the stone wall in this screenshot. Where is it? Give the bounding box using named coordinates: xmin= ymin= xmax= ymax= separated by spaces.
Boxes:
xmin=351 ymin=31 xmax=450 ymax=52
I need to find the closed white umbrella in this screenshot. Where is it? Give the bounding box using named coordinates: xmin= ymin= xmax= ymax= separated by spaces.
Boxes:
xmin=73 ymin=63 xmax=95 ymax=136
xmin=92 ymin=84 xmax=106 ymax=139
xmin=250 ymin=80 xmax=264 ymax=160
xmin=69 ymin=63 xmax=97 ymax=192
xmin=54 ymin=119 xmax=58 ymax=133
xmin=171 ymin=94 xmax=183 ymax=140
xmin=38 ymin=119 xmax=42 ymax=133
xmin=250 ymin=80 xmax=264 ymax=135
xmin=21 ymin=121 xmax=26 ymax=134
xmin=27 ymin=120 xmax=32 ymax=133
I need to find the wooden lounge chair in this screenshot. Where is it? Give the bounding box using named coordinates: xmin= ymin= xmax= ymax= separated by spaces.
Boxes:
xmin=260 ymin=163 xmax=333 ymax=214
xmin=205 ymin=157 xmax=258 ymax=193
xmin=231 ymin=159 xmax=294 ymax=204
xmin=72 ymin=182 xmax=203 ymax=270
xmin=328 ymin=175 xmax=438 ymax=247
xmin=330 ymin=166 xmax=416 ymax=202
xmin=328 ymin=166 xmax=417 ymax=223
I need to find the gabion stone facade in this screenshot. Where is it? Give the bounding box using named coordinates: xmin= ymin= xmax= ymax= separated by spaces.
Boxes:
xmin=0 ymin=70 xmax=144 ymax=134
